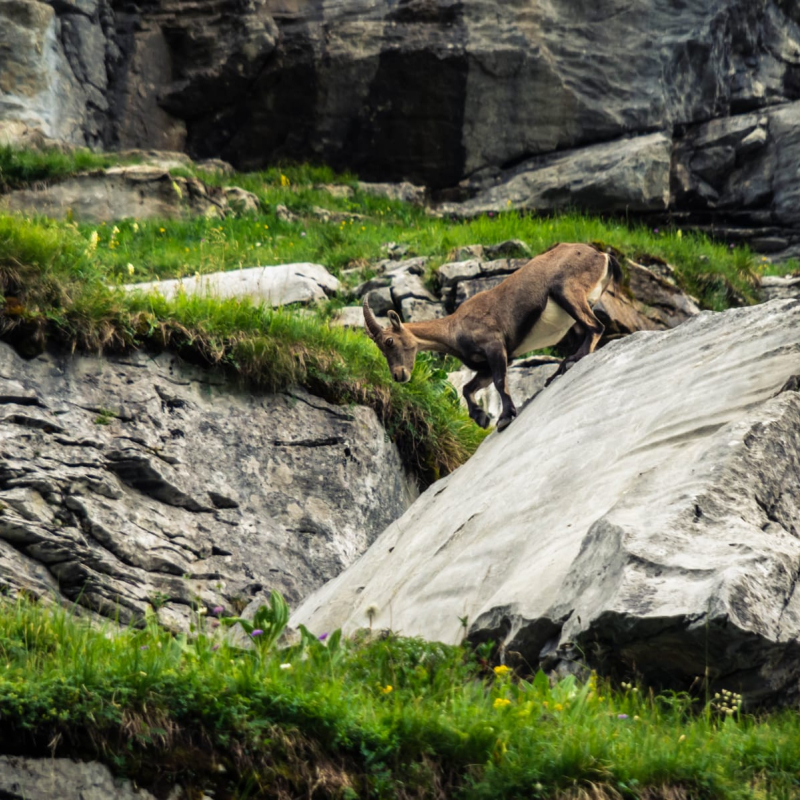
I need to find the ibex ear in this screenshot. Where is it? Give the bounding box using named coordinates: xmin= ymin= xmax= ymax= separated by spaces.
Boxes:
xmin=387 ymin=310 xmax=403 ymax=332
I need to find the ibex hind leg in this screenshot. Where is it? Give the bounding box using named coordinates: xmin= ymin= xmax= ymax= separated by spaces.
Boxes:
xmin=545 ymin=291 xmax=604 ymax=388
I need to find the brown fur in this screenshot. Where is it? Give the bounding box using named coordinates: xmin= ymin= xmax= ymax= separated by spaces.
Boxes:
xmin=363 ymin=243 xmax=620 ymax=431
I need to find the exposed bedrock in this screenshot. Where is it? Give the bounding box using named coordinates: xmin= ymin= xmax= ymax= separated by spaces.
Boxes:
xmin=293 ymin=299 xmax=800 ymax=705
xmin=0 ymin=343 xmax=416 ymax=628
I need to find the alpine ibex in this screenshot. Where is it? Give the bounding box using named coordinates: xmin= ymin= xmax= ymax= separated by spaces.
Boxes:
xmin=363 ymin=242 xmax=621 ymax=431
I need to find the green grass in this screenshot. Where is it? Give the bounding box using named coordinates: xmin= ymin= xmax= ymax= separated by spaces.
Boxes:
xmin=0 ymin=145 xmax=142 ymax=192
xmin=1 ymin=595 xmax=800 ymax=799
xmin=1 ymin=146 xmax=798 ymax=482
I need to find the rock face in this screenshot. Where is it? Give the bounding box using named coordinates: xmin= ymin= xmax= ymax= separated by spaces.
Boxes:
xmin=0 ymin=165 xmax=260 ymax=223
xmin=293 ymin=299 xmax=800 ymax=705
xmin=2 ymin=0 xmax=800 ymax=256
xmin=0 ymin=343 xmax=416 ymax=628
xmin=0 ymin=756 xmax=160 ymax=800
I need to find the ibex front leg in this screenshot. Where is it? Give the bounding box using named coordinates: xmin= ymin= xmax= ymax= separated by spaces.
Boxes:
xmin=462 ymin=371 xmax=492 ymax=429
xmin=485 ymin=345 xmax=516 ymax=432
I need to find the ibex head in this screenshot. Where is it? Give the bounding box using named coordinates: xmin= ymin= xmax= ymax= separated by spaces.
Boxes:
xmin=363 ymin=298 xmax=418 ymax=383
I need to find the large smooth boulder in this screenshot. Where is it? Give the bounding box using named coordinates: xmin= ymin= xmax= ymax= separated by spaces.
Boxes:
xmin=294 ymin=299 xmax=800 ymax=704
xmin=0 ymin=344 xmax=416 ymax=628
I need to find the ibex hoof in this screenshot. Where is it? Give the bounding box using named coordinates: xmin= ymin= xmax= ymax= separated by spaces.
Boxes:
xmin=496 ymin=412 xmax=516 ymax=432
xmin=472 ymin=409 xmax=491 ymax=429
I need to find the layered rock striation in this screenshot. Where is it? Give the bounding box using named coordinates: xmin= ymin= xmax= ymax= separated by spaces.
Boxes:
xmin=294 ymin=299 xmax=800 ymax=704
xmin=0 ymin=343 xmax=416 ymax=628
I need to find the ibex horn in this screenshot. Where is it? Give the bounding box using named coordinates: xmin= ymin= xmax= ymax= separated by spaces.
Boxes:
xmin=362 ymin=297 xmax=383 ymax=340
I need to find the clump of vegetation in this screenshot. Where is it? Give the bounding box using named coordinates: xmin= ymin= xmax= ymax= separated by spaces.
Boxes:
xmin=1 ymin=592 xmax=800 ymax=800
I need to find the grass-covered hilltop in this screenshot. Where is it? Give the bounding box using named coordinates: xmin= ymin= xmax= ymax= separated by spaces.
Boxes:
xmin=2 ymin=146 xmax=800 ymax=800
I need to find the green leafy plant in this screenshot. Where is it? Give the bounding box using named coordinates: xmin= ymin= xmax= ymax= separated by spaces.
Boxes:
xmin=221 ymin=589 xmax=290 ymax=653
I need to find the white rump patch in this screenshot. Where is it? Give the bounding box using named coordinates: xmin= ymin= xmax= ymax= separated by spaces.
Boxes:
xmin=512 ymin=298 xmax=576 ymax=356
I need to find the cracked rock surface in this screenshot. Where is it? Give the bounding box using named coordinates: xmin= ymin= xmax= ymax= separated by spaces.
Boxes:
xmin=294 ymin=299 xmax=800 ymax=704
xmin=0 ymin=343 xmax=416 ymax=627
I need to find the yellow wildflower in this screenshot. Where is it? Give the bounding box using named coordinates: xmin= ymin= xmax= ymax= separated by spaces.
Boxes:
xmin=159 ymin=227 xmax=166 ymax=233
xmin=677 ymin=229 xmax=682 ymax=239
xmin=554 ymin=703 xmax=563 ymax=711
xmin=132 ymin=222 xmax=139 ymax=233
xmin=493 ymin=698 xmax=511 ymax=709
xmin=493 ymin=665 xmax=511 ymax=677
xmin=381 ymin=685 xmax=393 ymax=694
xmin=126 ymin=263 xmax=135 ymax=275
xmin=280 ymin=174 xmax=290 ymax=187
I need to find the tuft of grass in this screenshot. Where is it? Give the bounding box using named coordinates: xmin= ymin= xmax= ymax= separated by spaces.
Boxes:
xmin=2 ymin=595 xmax=800 ymax=800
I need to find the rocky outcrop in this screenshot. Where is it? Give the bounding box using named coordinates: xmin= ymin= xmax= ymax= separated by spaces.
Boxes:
xmin=0 ymin=342 xmax=416 ymax=628
xmin=0 ymin=756 xmax=164 ymax=800
xmin=0 ymin=165 xmax=260 ymax=222
xmin=293 ymin=299 xmax=800 ymax=705
xmin=439 ymin=133 xmax=674 ymax=217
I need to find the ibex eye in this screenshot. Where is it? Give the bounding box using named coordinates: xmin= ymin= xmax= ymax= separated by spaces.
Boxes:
xmin=386 ymin=337 xmax=394 ymax=346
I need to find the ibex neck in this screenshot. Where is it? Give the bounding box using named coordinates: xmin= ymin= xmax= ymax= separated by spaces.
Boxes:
xmin=406 ymin=319 xmax=458 ymax=356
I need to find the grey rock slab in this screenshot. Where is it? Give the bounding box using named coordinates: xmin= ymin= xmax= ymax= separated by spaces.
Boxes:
xmin=0 ymin=343 xmax=416 ymax=627
xmin=761 ymin=274 xmax=800 ymax=302
xmin=439 ymin=133 xmax=673 ymax=216
xmin=399 ymin=298 xmax=446 ymax=323
xmin=126 ymin=263 xmax=340 ymax=307
xmin=293 ymin=300 xmax=800 ymax=704
xmin=389 ymin=271 xmax=437 ymax=304
xmin=0 ymin=756 xmax=158 ymax=800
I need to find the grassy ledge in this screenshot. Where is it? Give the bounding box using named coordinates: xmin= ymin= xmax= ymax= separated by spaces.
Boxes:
xmin=1 ymin=147 xmax=798 ymax=483
xmin=2 ymin=595 xmax=800 ymax=800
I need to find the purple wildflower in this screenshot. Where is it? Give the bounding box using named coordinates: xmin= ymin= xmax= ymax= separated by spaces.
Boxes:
xmin=140 ymin=645 xmax=149 ymax=651
xmin=211 ymin=643 xmax=220 ymax=651
xmin=251 ymin=629 xmax=264 ymax=638
xmin=211 ymin=620 xmax=220 ymax=629
xmin=318 ymin=632 xmax=329 ymax=641
xmin=617 ymin=714 xmax=629 ymax=719
xmin=653 ymin=228 xmax=660 ymax=234
xmin=301 ymin=231 xmax=307 ymax=238
xmin=729 ymin=243 xmax=735 ymax=249
xmin=212 ymin=605 xmax=224 ymax=616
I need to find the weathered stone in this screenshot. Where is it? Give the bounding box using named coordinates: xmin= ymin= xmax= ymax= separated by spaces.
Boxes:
xmin=125 ymin=263 xmax=340 ymax=307
xmin=0 ymin=166 xmax=263 ymax=222
xmin=358 ymin=182 xmax=427 ymax=204
xmin=399 ymin=298 xmax=446 ymax=323
xmin=760 ymin=274 xmax=800 ymax=302
xmin=0 ymin=343 xmax=416 ymax=627
xmin=440 ymin=133 xmax=673 ymax=217
xmin=0 ymin=756 xmax=159 ymax=800
xmin=389 ymin=272 xmax=437 ymax=304
xmin=362 ymin=286 xmax=395 ymax=316
xmin=294 ymin=299 xmax=800 ymax=705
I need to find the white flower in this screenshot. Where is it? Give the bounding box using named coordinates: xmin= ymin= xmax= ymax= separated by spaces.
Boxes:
xmin=280 ymin=663 xmax=292 ymax=670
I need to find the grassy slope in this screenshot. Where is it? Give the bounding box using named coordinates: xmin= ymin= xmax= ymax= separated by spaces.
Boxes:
xmin=2 ymin=148 xmax=800 ymax=798
xmin=1 ymin=597 xmax=799 ymax=800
